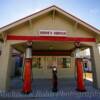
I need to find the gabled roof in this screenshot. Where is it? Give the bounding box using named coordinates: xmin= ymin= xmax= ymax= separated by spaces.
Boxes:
xmin=0 ymin=5 xmax=100 ymax=34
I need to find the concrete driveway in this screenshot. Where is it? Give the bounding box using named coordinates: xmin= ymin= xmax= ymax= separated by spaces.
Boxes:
xmin=0 ymin=78 xmax=100 ymax=100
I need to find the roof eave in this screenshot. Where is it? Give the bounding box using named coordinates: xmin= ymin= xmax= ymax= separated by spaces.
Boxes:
xmin=0 ymin=5 xmax=100 ymax=35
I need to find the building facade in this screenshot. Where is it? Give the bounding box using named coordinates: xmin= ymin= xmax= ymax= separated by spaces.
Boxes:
xmin=0 ymin=5 xmax=100 ymax=91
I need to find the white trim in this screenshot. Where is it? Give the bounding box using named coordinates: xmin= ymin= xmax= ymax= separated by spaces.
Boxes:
xmin=39 ymin=30 xmax=67 ymax=37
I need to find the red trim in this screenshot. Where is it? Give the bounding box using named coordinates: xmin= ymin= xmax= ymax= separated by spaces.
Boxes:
xmin=32 ymin=50 xmax=72 ymax=56
xmin=7 ymin=35 xmax=96 ymax=42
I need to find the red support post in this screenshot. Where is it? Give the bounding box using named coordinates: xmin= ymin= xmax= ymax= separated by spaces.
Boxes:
xmin=76 ymin=58 xmax=86 ymax=92
xmin=22 ymin=41 xmax=32 ymax=94
xmin=22 ymin=58 xmax=32 ymax=93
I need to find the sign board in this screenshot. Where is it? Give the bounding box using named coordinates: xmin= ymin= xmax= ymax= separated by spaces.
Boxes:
xmin=39 ymin=30 xmax=66 ymax=36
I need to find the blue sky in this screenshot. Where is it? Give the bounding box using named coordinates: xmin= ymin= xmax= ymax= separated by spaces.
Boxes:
xmin=0 ymin=0 xmax=100 ymax=29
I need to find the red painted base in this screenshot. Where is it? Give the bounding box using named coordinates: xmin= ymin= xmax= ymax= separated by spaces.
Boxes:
xmin=76 ymin=58 xmax=86 ymax=92
xmin=22 ymin=58 xmax=32 ymax=94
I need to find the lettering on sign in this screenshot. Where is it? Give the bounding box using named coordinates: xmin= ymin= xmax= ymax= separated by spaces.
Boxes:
xmin=39 ymin=30 xmax=67 ymax=36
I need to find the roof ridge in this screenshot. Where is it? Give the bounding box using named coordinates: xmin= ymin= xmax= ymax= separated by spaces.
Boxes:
xmin=0 ymin=5 xmax=100 ymax=34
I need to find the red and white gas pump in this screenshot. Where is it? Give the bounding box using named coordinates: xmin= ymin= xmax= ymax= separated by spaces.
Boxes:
xmin=74 ymin=42 xmax=86 ymax=92
xmin=22 ymin=41 xmax=32 ymax=94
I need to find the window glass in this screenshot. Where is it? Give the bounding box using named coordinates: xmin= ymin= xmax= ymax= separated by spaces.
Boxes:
xmin=62 ymin=58 xmax=71 ymax=68
xmin=32 ymin=56 xmax=42 ymax=68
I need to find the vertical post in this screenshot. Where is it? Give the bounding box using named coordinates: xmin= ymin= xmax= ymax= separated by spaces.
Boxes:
xmin=75 ymin=58 xmax=86 ymax=91
xmin=90 ymin=44 xmax=100 ymax=89
xmin=22 ymin=41 xmax=32 ymax=94
xmin=0 ymin=42 xmax=12 ymax=91
xmin=52 ymin=66 xmax=58 ymax=92
xmin=74 ymin=42 xmax=86 ymax=92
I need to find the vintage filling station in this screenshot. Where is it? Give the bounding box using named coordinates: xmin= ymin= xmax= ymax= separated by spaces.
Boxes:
xmin=0 ymin=5 xmax=100 ymax=92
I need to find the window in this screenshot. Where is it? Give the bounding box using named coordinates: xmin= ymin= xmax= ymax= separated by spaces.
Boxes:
xmin=62 ymin=58 xmax=71 ymax=68
xmin=32 ymin=57 xmax=42 ymax=68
